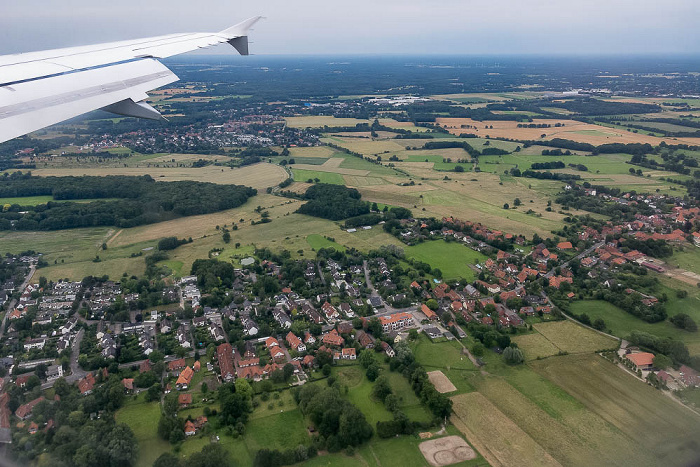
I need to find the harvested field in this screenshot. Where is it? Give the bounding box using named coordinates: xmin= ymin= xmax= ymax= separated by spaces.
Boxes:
xmin=418 ymin=436 xmax=475 ymax=467
xmin=532 ymin=320 xmax=618 ymax=354
xmin=427 ymin=371 xmax=457 ymax=394
xmin=435 ymin=117 xmax=680 ymax=146
xmin=450 ymin=392 xmax=561 ymax=467
xmin=29 ymin=162 xmax=287 ymax=190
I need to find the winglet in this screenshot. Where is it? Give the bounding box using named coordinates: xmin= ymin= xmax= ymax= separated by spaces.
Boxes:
xmin=220 ymin=16 xmax=263 ymax=38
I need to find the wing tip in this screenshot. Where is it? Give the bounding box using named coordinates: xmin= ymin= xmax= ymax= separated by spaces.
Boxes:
xmin=220 ymin=16 xmax=263 ymax=38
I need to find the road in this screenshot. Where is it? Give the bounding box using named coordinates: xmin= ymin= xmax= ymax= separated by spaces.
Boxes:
xmin=40 ymin=328 xmax=87 ymax=390
xmin=0 ymin=263 xmax=36 ymax=339
xmin=543 ymin=241 xmax=604 ymax=278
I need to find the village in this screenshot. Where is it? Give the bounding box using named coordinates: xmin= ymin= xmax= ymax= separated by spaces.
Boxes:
xmin=2 ymin=185 xmax=700 ymax=444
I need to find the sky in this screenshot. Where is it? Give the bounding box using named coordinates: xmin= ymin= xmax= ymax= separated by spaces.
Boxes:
xmin=1 ymin=0 xmax=698 ymax=56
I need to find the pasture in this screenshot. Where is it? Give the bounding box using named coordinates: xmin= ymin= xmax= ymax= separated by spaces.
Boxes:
xmin=405 ymin=241 xmax=486 ymax=281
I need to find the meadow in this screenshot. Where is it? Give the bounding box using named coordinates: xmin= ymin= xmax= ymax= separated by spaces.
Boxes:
xmin=404 ymin=240 xmax=486 ymax=281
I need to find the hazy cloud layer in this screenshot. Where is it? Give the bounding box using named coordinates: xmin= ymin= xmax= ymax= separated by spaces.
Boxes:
xmin=1 ymin=0 xmax=697 ymax=55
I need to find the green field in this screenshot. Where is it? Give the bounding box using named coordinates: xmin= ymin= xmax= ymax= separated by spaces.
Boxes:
xmin=292 ymin=168 xmax=346 ymax=184
xmin=115 ymin=395 xmax=171 ymax=467
xmin=570 ymin=300 xmax=700 ymax=355
xmin=306 ymin=234 xmax=346 ymax=251
xmin=668 ymin=246 xmax=700 ymax=275
xmin=405 ymin=241 xmax=486 ymax=281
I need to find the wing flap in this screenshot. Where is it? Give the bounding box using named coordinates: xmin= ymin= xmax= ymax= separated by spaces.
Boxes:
xmin=0 ymin=59 xmax=177 ymax=143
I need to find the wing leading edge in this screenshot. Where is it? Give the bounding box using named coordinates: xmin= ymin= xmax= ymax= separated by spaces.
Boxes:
xmin=0 ymin=16 xmax=262 ymax=144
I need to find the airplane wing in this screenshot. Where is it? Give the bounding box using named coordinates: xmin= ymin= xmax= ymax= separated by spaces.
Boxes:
xmin=0 ymin=16 xmax=262 ymax=144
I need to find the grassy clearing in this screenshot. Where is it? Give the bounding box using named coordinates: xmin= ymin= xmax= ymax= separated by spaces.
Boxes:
xmin=532 ymin=354 xmax=700 ymax=466
xmin=405 ymin=240 xmax=486 ymax=281
xmin=532 ymin=320 xmax=618 ymax=353
xmin=306 ymin=234 xmax=345 ymax=251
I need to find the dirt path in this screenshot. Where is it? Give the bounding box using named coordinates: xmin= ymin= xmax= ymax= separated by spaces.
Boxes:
xmin=106 ymin=229 xmax=123 ymax=247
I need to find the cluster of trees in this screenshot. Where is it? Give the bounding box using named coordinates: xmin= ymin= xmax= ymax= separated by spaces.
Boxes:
xmin=157 ymin=236 xmax=192 ymax=251
xmin=297 ymin=184 xmax=370 ymax=221
xmin=422 ymin=141 xmax=481 ymax=158
xmin=547 ymin=98 xmax=660 ymax=116
xmin=191 ymin=258 xmax=236 ymax=292
xmin=593 ymin=289 xmax=667 ymax=323
xmin=630 ymin=152 xmax=698 ymax=176
xmin=530 ymin=161 xmax=565 ymax=170
xmin=7 ymin=370 xmax=137 ymax=467
xmin=294 ymin=385 xmax=373 ymax=451
xmin=628 ymin=330 xmax=698 ymax=369
xmin=621 ymin=237 xmax=673 ymax=258
xmin=344 ymin=206 xmax=412 ymax=229
xmin=253 ymin=446 xmax=318 ymax=467
xmin=0 ymin=174 xmax=256 ymax=231
xmin=670 ymin=313 xmax=698 ymax=332
xmin=511 ymin=169 xmax=581 ymax=181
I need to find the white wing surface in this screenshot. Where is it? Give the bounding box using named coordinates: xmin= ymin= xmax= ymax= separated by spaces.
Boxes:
xmin=0 ymin=16 xmax=262 ymax=143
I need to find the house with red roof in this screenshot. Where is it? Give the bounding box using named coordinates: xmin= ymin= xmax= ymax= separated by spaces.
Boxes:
xmin=78 ymin=373 xmax=96 ymax=395
xmin=626 ymin=352 xmax=654 ymax=371
xmin=179 ymin=393 xmax=192 ymax=407
xmin=421 ymin=304 xmax=437 ymax=320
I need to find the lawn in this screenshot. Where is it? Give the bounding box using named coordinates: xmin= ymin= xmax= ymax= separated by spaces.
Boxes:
xmin=532 ymin=320 xmax=618 ymax=354
xmin=405 ymin=240 xmax=486 ymax=281
xmin=245 ymin=409 xmax=311 ymax=452
xmin=115 ymin=396 xmax=171 ymax=467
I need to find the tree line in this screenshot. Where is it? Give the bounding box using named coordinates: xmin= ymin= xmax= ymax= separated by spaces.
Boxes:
xmin=0 ymin=173 xmax=256 ymax=230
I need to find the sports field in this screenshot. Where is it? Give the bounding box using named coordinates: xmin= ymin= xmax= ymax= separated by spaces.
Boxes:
xmin=405 ymin=241 xmax=486 ymax=281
